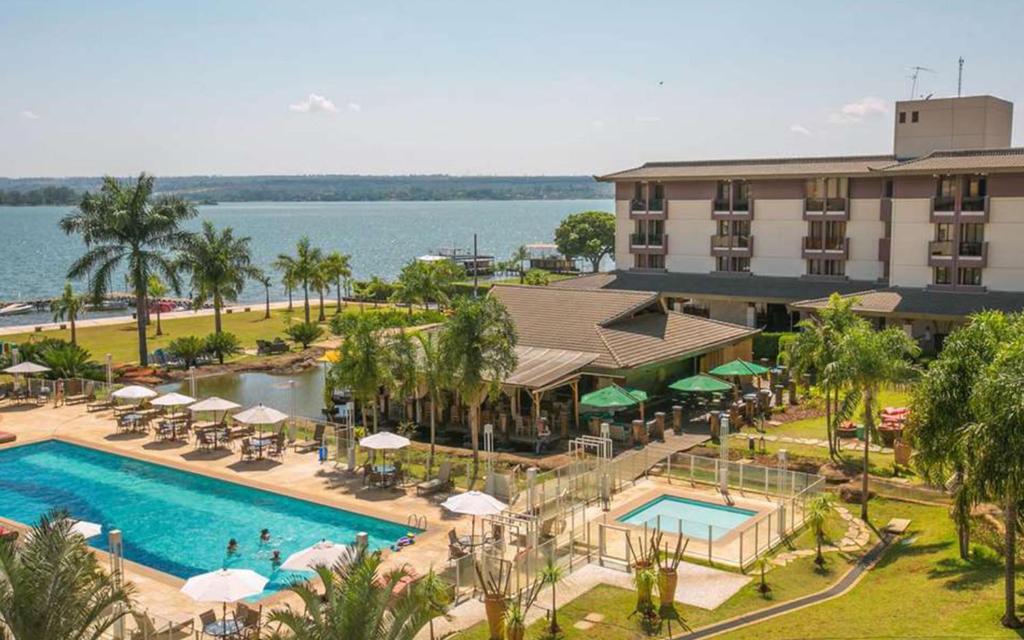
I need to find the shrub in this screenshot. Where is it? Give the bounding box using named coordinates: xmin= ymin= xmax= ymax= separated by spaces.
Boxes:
xmin=285 ymin=322 xmax=324 ymax=349
xmin=753 ymin=331 xmax=796 ymax=363
xmin=330 ymin=309 xmax=445 ymax=336
xmin=168 ymin=335 xmax=205 ymax=368
xmin=523 ymin=268 xmax=551 ymax=286
xmin=204 ymin=332 xmax=241 ymax=365
xmin=40 ymin=343 xmax=103 ymax=380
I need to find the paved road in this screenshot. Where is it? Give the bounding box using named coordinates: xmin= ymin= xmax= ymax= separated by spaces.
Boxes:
xmin=679 ymin=536 xmax=891 ymax=639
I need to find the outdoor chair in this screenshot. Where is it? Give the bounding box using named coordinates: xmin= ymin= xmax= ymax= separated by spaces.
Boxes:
xmin=130 ymin=610 xmax=193 ymax=640
xmin=292 ymin=422 xmax=326 ymax=453
xmin=196 ymin=429 xmax=216 ymax=453
xmin=198 ymin=610 xmax=217 ymax=631
xmin=236 ymin=604 xmax=261 ymax=639
xmin=65 ymin=382 xmax=93 ymax=405
xmin=239 ymin=439 xmax=256 ymax=462
xmin=269 ymin=432 xmax=286 ymax=459
xmin=87 ymin=396 xmax=113 ymax=412
xmin=416 ymin=461 xmax=453 ymax=496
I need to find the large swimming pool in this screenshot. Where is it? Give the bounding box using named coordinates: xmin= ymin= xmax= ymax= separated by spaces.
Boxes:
xmin=618 ymin=495 xmax=757 ymax=541
xmin=0 ymin=441 xmax=415 ymax=597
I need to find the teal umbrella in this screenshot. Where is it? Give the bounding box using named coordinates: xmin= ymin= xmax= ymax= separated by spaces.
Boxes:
xmin=709 ymin=359 xmax=770 ymax=377
xmin=579 ymin=384 xmax=645 ymax=411
xmin=668 ymin=374 xmax=733 ymax=394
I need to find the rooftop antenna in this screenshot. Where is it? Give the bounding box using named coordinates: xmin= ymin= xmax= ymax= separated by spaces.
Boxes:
xmin=957 ymin=57 xmax=965 ymax=97
xmin=907 ymin=66 xmax=936 ymax=98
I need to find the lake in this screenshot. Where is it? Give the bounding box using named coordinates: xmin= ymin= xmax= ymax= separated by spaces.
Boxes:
xmin=0 ymin=199 xmax=612 ymax=326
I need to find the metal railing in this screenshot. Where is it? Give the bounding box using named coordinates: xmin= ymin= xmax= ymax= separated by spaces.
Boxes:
xmin=630 ymin=233 xmax=665 ymax=247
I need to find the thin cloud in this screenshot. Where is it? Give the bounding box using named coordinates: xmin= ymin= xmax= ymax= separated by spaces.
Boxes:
xmin=20 ymin=110 xmax=40 ymax=120
xmin=347 ymin=102 xmax=361 ymax=112
xmin=289 ymin=93 xmax=338 ymax=114
xmin=635 ymin=115 xmax=661 ymax=123
xmin=789 ymin=124 xmax=812 ymax=136
xmin=828 ymin=96 xmax=887 ymax=124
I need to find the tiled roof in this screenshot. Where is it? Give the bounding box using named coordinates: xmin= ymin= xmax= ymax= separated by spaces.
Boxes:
xmin=490 ymin=284 xmax=757 ymax=370
xmin=596 ymin=155 xmax=895 ymax=181
xmin=501 ymin=346 xmax=599 ymax=390
xmin=874 ymin=147 xmax=1024 ymax=173
xmin=789 ymin=287 xmax=1024 ymax=319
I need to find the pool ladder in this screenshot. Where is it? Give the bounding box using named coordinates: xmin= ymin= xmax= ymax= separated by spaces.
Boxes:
xmin=407 ymin=513 xmax=427 ymax=530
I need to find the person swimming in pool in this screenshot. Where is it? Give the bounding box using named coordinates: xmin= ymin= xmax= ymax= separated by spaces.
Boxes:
xmin=271 ymin=549 xmax=281 ymax=570
xmin=227 ymin=538 xmax=239 ymax=555
xmin=260 ymin=529 xmax=271 ymax=545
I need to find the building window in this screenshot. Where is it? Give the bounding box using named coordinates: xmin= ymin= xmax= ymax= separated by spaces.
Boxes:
xmin=883 ymin=179 xmax=894 ymax=198
xmin=965 ymin=176 xmax=987 ymax=198
xmin=911 ymin=111 xmax=919 ymax=123
xmin=933 ymin=266 xmax=951 ymax=285
xmin=716 ymin=256 xmax=750 ymax=273
xmin=958 ymin=267 xmax=982 ymax=286
xmin=733 ymin=181 xmax=750 ymax=210
xmin=961 ymin=222 xmax=984 ymax=244
xmin=807 ymin=259 xmax=845 ymax=276
xmin=899 ymin=112 xmax=906 ymax=123
xmin=633 ymin=254 xmax=664 ymax=269
xmin=714 ymin=181 xmax=731 ymax=210
xmin=935 ymin=223 xmax=953 ymax=242
xmin=633 ymin=182 xmax=643 ymax=200
xmin=937 ymin=176 xmax=957 ymax=198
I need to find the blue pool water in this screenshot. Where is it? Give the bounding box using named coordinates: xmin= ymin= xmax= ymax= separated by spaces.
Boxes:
xmin=0 ymin=441 xmax=416 ymax=597
xmin=618 ymin=495 xmax=757 ymax=541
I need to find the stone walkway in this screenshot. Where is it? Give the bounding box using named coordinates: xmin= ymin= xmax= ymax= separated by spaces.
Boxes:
xmin=771 ymin=505 xmax=871 ymax=567
xmin=747 ymin=431 xmax=891 ymax=454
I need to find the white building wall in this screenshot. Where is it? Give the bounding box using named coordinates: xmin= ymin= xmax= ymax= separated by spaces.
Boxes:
xmin=846 ymin=199 xmax=885 ymax=281
xmin=614 ymin=200 xmax=631 ymax=267
xmin=984 ymin=197 xmax=1024 ymax=292
xmin=750 ymin=200 xmax=804 ymax=277
xmin=665 ymin=200 xmax=715 ymax=273
xmin=889 ymin=199 xmax=933 ymax=287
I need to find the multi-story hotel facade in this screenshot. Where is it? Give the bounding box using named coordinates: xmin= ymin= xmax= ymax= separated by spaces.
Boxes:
xmin=570 ymin=94 xmax=1024 ymax=349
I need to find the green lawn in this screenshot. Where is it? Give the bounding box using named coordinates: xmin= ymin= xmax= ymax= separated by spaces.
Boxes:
xmin=768 ymin=387 xmax=911 ymax=441
xmin=455 ymin=499 xmax=1023 ymax=640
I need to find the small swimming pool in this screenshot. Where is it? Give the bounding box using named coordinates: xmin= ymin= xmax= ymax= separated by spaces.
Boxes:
xmin=617 ymin=495 xmax=757 ymax=541
xmin=0 ymin=441 xmax=416 ymax=597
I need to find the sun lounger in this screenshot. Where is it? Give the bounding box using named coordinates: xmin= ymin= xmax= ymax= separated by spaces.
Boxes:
xmin=292 ymin=422 xmax=326 ymax=453
xmin=416 ymin=461 xmax=453 ymax=496
xmin=130 ymin=610 xmax=193 ymax=640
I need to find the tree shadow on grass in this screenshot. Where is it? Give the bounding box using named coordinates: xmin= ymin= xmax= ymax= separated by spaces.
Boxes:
xmin=873 ymin=539 xmax=952 ymax=570
xmin=927 ymin=554 xmax=1004 ymax=591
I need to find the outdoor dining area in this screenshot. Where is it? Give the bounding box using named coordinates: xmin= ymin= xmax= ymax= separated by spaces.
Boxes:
xmin=0 ymin=361 xmax=53 ymax=406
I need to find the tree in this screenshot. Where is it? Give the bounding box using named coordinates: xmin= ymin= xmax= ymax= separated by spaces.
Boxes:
xmin=0 ymin=509 xmax=134 ymax=640
xmin=384 ymin=330 xmax=419 ymax=423
xmin=60 ymin=173 xmax=196 ymax=365
xmin=440 ymin=296 xmax=517 ymax=473
xmin=320 ymin=251 xmax=352 ymax=314
xmin=539 ymin=558 xmax=565 ymax=635
xmin=361 ymin=276 xmax=391 ymax=308
xmin=829 ymin=324 xmax=919 ymax=520
xmin=523 ymin=268 xmax=551 ymax=286
xmin=267 ymin=547 xmax=438 ymax=640
xmin=274 ymin=258 xmax=298 ymax=312
xmin=168 ymin=335 xmax=205 ymax=368
xmin=146 ymin=275 xmax=168 ymax=336
xmin=50 ymin=282 xmax=86 ymax=346
xmin=41 ymin=343 xmax=103 ymax=380
xmin=806 ymin=492 xmax=835 ymax=567
xmin=509 ymin=245 xmax=530 ymax=284
xmin=254 ymin=271 xmax=272 ymax=320
xmin=178 ymin=221 xmax=259 ymax=335
xmin=276 ymin=237 xmax=323 ymax=324
xmin=416 ymin=332 xmax=448 ymax=471
xmin=392 ymin=261 xmax=430 ymax=315
xmin=554 ymin=210 xmax=615 ymax=272
xmin=311 ymin=257 xmax=330 ymax=323
xmin=329 ymin=315 xmax=386 ymax=431
xmin=204 ymin=332 xmax=241 ymax=365
xmin=285 ymin=322 xmax=325 ymax=350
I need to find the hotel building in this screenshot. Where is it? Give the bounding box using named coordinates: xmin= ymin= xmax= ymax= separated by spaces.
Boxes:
xmin=570 ymin=95 xmax=1024 ymax=349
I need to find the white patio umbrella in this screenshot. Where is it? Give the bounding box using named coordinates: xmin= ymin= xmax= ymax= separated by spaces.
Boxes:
xmin=189 ymin=396 xmax=241 ymax=424
xmin=441 ymin=491 xmax=508 ymax=542
xmin=111 ymin=385 xmax=158 ymax=403
xmin=151 ymin=392 xmax=196 ymax=408
xmin=280 ymin=540 xmax=356 ymax=572
xmin=3 ymin=362 xmax=50 ymax=392
xmin=68 ymin=519 xmax=102 ymax=539
xmin=233 ymin=403 xmax=288 ymax=437
xmin=359 ymin=431 xmax=410 ymax=479
xmin=181 ymin=568 xmax=268 ymax=623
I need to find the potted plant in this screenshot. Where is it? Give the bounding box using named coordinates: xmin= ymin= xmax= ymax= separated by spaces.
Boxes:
xmin=628 ymin=531 xmax=661 ymax=623
xmin=655 ymin=535 xmax=691 ymax=635
xmin=504 ymin=579 xmax=542 ymax=640
xmin=475 ymin=561 xmax=511 ymax=640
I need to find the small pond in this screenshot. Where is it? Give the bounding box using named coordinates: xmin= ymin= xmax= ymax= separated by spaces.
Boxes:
xmin=159 ymin=367 xmax=328 ymax=419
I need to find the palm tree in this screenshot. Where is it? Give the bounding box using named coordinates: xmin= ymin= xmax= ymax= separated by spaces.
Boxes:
xmin=440 ymin=296 xmax=517 ymax=473
xmin=539 ymin=558 xmax=565 ymax=635
xmin=178 ymin=221 xmax=259 ymax=335
xmin=329 ymin=315 xmax=386 ymax=431
xmin=274 ymin=258 xmax=298 ymax=312
xmin=60 ymin=173 xmax=196 ymax=365
xmin=384 ymin=330 xmax=419 ymax=423
xmin=419 ymin=567 xmax=451 ymax=640
xmin=363 ymin=276 xmax=390 ymax=309
xmin=320 ymin=251 xmax=352 ymax=314
xmin=416 ymin=332 xmax=447 ymax=471
xmin=267 ymin=547 xmax=439 ymax=640
xmin=829 ymin=324 xmax=919 ymax=520
xmin=42 ymin=343 xmax=103 ymax=379
xmin=50 ymin=282 xmax=86 ymax=346
xmin=276 ymin=237 xmax=322 ymax=324
xmin=310 ymin=257 xmax=330 ymax=323
xmin=147 ymin=275 xmax=168 ymax=336
xmin=510 ymin=245 xmax=530 ymax=284
xmin=254 ymin=271 xmax=272 ymax=320
xmin=392 ymin=261 xmax=428 ymax=315
xmin=806 ymin=492 xmax=835 ymax=567
xmin=0 ymin=509 xmax=134 ymax=640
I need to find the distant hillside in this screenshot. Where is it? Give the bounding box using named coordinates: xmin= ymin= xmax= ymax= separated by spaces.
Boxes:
xmin=0 ymin=175 xmax=611 ymax=203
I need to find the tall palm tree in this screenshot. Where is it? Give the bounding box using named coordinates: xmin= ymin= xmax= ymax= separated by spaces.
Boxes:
xmin=274 ymin=258 xmax=298 ymax=312
xmin=829 ymin=324 xmax=919 ymax=520
xmin=320 ymin=251 xmax=352 ymax=314
xmin=146 ymin=275 xmax=168 ymax=336
xmin=254 ymin=271 xmax=273 ymax=320
xmin=539 ymin=558 xmax=565 ymax=635
xmin=510 ymin=244 xmax=530 ymax=284
xmin=267 ymin=547 xmax=439 ymax=640
xmin=50 ymin=282 xmax=86 ymax=346
xmin=60 ymin=173 xmax=196 ymax=365
xmin=362 ymin=276 xmax=390 ymax=309
xmin=310 ymin=258 xmax=330 ymax=323
xmin=0 ymin=509 xmax=134 ymax=640
xmin=806 ymin=492 xmax=835 ymax=567
xmin=329 ymin=315 xmax=386 ymax=431
xmin=384 ymin=330 xmax=419 ymax=423
xmin=276 ymin=237 xmax=322 ymax=324
xmin=416 ymin=332 xmax=448 ymax=471
xmin=177 ymin=221 xmax=259 ymax=335
xmin=440 ymin=296 xmax=517 ymax=473
xmin=392 ymin=261 xmax=428 ymax=315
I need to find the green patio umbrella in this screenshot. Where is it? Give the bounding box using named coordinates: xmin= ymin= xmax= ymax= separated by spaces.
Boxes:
xmin=579 ymin=384 xmax=645 ymax=411
xmin=668 ymin=374 xmax=733 ymax=394
xmin=709 ymin=359 xmax=770 ymax=377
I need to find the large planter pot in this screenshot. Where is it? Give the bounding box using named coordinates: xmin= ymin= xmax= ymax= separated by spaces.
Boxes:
xmin=484 ymin=595 xmax=506 ymax=640
xmin=658 ymin=569 xmax=678 ymax=606
xmin=506 ymin=623 xmax=525 ymax=640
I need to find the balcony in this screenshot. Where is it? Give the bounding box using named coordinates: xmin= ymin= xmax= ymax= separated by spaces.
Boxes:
xmin=802 ymin=236 xmax=849 ymax=259
xmin=928 ymin=240 xmax=954 ymax=264
xmin=930 ymin=195 xmax=989 ymax=222
xmin=709 ymin=234 xmax=754 ymax=257
xmin=629 ymin=199 xmax=666 ymax=220
xmin=629 ymin=233 xmax=668 ymax=254
xmin=958 ymin=241 xmax=989 ymax=267
xmin=803 ymin=197 xmax=849 ymax=220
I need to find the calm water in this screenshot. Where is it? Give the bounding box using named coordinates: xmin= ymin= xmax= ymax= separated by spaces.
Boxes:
xmin=159 ymin=369 xmax=327 ymax=420
xmin=0 ymin=199 xmax=611 ymax=325
xmin=0 ymin=441 xmax=414 ymax=596
xmin=618 ymin=495 xmax=756 ymax=541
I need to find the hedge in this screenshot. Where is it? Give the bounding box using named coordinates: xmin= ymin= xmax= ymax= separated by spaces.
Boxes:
xmin=753 ymin=331 xmax=798 ymax=363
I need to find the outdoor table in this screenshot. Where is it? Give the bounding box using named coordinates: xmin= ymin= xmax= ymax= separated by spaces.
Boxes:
xmin=123 ymin=413 xmax=142 ymax=431
xmin=203 ymin=618 xmax=244 ymax=638
xmin=251 ymin=436 xmax=275 ymax=459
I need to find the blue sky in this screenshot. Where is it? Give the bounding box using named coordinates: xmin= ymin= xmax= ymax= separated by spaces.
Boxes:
xmin=3 ymin=0 xmax=1022 ymax=177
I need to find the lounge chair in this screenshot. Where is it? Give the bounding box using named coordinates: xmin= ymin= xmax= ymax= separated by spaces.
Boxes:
xmin=66 ymin=381 xmax=93 ymax=405
xmin=292 ymin=422 xmax=326 ymax=453
xmin=130 ymin=610 xmax=193 ymax=640
xmin=239 ymin=439 xmax=256 ymax=461
xmin=416 ymin=461 xmax=453 ymax=496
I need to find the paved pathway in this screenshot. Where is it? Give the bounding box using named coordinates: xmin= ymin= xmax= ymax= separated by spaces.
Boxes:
xmin=742 ymin=431 xmax=891 ymax=454
xmin=772 ymin=505 xmax=871 ymax=566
